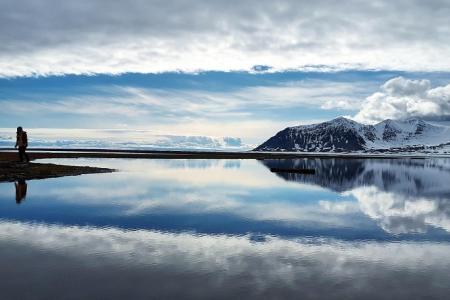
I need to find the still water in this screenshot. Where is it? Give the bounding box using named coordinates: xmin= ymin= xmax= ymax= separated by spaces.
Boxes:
xmin=0 ymin=158 xmax=449 ymax=299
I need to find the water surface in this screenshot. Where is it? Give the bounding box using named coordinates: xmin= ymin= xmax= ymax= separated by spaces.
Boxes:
xmin=1 ymin=158 xmax=449 ymax=299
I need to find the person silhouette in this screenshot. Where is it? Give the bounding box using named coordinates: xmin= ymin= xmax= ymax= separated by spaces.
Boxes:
xmin=15 ymin=126 xmax=30 ymax=163
xmin=15 ymin=179 xmax=27 ymax=204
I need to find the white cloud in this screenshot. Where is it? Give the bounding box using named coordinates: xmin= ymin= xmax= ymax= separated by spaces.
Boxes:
xmin=1 ymin=0 xmax=450 ymax=76
xmin=0 ymin=128 xmax=248 ymax=150
xmin=354 ymin=77 xmax=450 ymax=123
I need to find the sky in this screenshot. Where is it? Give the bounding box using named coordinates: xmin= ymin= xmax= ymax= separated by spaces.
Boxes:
xmin=2 ymin=0 xmax=450 ymax=147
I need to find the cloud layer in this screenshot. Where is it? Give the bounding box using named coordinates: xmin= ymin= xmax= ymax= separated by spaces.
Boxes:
xmin=355 ymin=77 xmax=450 ymax=123
xmin=2 ymin=0 xmax=450 ymax=76
xmin=0 ymin=128 xmax=247 ymax=150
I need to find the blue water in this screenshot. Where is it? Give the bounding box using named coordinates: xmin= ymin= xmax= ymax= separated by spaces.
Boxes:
xmin=0 ymin=158 xmax=449 ymax=299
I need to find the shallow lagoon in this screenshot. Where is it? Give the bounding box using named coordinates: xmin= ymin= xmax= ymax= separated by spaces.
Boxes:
xmin=1 ymin=158 xmax=450 ymax=299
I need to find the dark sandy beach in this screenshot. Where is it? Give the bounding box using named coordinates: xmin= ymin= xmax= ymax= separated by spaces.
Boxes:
xmin=0 ymin=149 xmax=114 ymax=182
xmin=0 ymin=160 xmax=113 ymax=182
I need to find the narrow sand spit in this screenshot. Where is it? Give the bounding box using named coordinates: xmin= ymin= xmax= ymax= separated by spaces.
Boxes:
xmin=0 ymin=160 xmax=113 ymax=182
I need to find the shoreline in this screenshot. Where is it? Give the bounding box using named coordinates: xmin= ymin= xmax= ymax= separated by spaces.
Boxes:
xmin=0 ymin=160 xmax=114 ymax=182
xmin=1 ymin=148 xmax=449 ymax=160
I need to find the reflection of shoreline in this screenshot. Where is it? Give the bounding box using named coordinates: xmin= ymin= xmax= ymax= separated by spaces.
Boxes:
xmin=148 ymin=159 xmax=241 ymax=169
xmin=262 ymin=158 xmax=450 ymax=234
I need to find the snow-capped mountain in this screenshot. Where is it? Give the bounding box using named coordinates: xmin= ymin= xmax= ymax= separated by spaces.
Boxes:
xmin=254 ymin=117 xmax=450 ymax=152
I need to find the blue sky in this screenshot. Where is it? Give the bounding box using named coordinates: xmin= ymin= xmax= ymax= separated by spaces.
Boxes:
xmin=2 ymin=0 xmax=450 ymax=146
xmin=2 ymin=71 xmax=450 ymax=145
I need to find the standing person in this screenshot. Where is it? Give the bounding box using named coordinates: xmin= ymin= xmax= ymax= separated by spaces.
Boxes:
xmin=15 ymin=126 xmax=30 ymax=162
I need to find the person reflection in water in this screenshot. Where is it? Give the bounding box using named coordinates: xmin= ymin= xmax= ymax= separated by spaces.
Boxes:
xmin=15 ymin=179 xmax=27 ymax=204
xmin=15 ymin=126 xmax=30 ymax=163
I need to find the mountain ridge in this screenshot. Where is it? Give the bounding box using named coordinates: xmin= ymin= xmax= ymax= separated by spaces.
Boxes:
xmin=255 ymin=117 xmax=450 ymax=152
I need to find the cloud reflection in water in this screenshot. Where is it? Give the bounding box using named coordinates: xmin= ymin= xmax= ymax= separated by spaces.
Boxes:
xmin=0 ymin=220 xmax=449 ymax=299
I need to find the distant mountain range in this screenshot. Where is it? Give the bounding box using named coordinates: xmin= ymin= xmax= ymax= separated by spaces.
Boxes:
xmin=255 ymin=117 xmax=450 ymax=153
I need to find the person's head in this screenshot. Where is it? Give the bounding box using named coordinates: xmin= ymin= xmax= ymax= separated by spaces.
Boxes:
xmin=17 ymin=126 xmax=23 ymax=133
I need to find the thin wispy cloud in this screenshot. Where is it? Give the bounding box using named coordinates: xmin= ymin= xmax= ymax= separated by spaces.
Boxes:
xmin=0 ymin=80 xmax=364 ymax=117
xmin=0 ymin=79 xmax=365 ymax=142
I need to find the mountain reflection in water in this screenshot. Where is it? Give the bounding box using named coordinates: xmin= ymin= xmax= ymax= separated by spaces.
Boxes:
xmin=262 ymin=158 xmax=450 ymax=234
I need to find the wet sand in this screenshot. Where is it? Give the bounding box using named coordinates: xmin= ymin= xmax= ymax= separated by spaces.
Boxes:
xmin=0 ymin=157 xmax=113 ymax=182
xmin=0 ymin=161 xmax=113 ymax=182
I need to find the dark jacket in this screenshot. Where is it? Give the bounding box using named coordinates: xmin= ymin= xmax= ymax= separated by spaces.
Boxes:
xmin=16 ymin=131 xmax=28 ymax=148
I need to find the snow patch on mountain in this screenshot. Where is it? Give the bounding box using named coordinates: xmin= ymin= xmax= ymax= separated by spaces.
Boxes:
xmin=255 ymin=117 xmax=450 ymax=152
